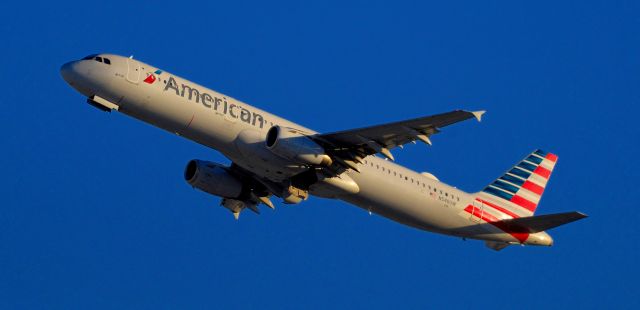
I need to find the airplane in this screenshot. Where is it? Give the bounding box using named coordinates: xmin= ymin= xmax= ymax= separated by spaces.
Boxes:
xmin=60 ymin=53 xmax=587 ymax=251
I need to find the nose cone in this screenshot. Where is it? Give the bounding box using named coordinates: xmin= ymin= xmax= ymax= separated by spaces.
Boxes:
xmin=60 ymin=60 xmax=95 ymax=97
xmin=60 ymin=61 xmax=78 ymax=85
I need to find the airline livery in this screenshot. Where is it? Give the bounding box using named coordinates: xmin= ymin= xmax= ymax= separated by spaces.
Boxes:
xmin=61 ymin=53 xmax=586 ymax=250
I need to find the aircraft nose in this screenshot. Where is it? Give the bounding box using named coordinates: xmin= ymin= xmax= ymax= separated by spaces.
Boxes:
xmin=60 ymin=61 xmax=78 ymax=85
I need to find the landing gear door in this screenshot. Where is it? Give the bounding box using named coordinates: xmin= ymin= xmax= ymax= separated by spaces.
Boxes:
xmin=126 ymin=58 xmax=140 ymax=84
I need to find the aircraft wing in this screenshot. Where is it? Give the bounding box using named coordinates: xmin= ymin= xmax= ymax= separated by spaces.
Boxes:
xmin=312 ymin=110 xmax=485 ymax=165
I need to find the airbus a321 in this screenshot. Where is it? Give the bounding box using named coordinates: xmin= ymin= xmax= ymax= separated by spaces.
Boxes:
xmin=61 ymin=53 xmax=586 ymax=250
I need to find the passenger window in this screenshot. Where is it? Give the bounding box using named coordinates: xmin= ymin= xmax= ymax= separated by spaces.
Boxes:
xmin=104 ymin=58 xmax=111 ymax=65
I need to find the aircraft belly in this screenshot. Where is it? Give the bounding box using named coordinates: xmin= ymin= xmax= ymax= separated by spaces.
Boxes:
xmin=117 ymin=85 xmax=240 ymax=152
xmin=184 ymin=108 xmax=238 ymax=150
xmin=339 ymin=166 xmax=469 ymax=234
xmin=119 ymin=84 xmax=194 ymax=134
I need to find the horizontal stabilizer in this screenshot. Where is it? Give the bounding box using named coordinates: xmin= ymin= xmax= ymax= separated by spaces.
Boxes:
xmin=496 ymin=211 xmax=588 ymax=233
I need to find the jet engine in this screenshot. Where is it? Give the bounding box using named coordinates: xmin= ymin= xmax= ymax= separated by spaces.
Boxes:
xmin=184 ymin=160 xmax=277 ymax=219
xmin=184 ymin=160 xmax=243 ymax=198
xmin=265 ymin=126 xmax=332 ymax=167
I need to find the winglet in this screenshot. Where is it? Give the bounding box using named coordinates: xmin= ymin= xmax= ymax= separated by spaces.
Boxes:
xmin=471 ymin=110 xmax=486 ymax=122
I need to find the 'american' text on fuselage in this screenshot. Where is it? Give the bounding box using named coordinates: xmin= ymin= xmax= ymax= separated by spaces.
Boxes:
xmin=163 ymin=76 xmax=271 ymax=129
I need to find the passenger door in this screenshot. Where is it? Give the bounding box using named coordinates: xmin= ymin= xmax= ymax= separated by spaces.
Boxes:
xmin=126 ymin=57 xmax=140 ymax=84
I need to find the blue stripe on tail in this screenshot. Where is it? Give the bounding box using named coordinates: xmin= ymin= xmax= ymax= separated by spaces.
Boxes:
xmin=492 ymin=180 xmax=520 ymax=194
xmin=509 ymin=167 xmax=531 ymax=179
xmin=483 ymin=186 xmax=514 ymax=201
xmin=526 ymin=155 xmax=543 ymax=164
xmin=534 ymin=149 xmax=548 ymax=157
xmin=517 ymin=161 xmax=537 ymax=172
xmin=500 ymin=174 xmax=525 ymax=186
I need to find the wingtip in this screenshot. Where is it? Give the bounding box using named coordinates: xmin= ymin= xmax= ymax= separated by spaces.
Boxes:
xmin=576 ymin=212 xmax=589 ymax=219
xmin=471 ymin=110 xmax=486 ymax=122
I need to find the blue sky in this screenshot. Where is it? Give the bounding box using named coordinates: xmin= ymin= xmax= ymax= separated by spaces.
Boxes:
xmin=1 ymin=1 xmax=638 ymax=308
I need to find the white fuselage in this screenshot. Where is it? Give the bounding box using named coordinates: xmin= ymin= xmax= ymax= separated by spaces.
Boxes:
xmin=60 ymin=54 xmax=550 ymax=245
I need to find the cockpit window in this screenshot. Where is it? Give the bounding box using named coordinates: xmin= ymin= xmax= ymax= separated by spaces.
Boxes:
xmin=82 ymin=54 xmax=111 ymax=64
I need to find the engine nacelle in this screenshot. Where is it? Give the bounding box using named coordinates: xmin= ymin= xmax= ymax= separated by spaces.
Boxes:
xmin=265 ymin=126 xmax=332 ymax=167
xmin=184 ymin=160 xmax=243 ymax=198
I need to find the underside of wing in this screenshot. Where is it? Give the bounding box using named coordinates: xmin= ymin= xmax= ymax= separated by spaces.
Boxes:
xmin=311 ymin=110 xmax=484 ymax=166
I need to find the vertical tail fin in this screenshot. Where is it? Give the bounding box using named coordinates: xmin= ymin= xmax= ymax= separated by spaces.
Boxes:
xmin=477 ymin=149 xmax=558 ymax=217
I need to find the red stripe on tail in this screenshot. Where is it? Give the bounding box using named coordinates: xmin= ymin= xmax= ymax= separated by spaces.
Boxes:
xmin=545 ymin=153 xmax=558 ymax=162
xmin=522 ymin=180 xmax=544 ymax=195
xmin=510 ymin=195 xmax=537 ymax=212
xmin=476 ymin=198 xmax=520 ymax=219
xmin=464 ymin=205 xmax=529 ymax=243
xmin=533 ymin=166 xmax=551 ymax=179
xmin=464 ymin=205 xmax=498 ymax=222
